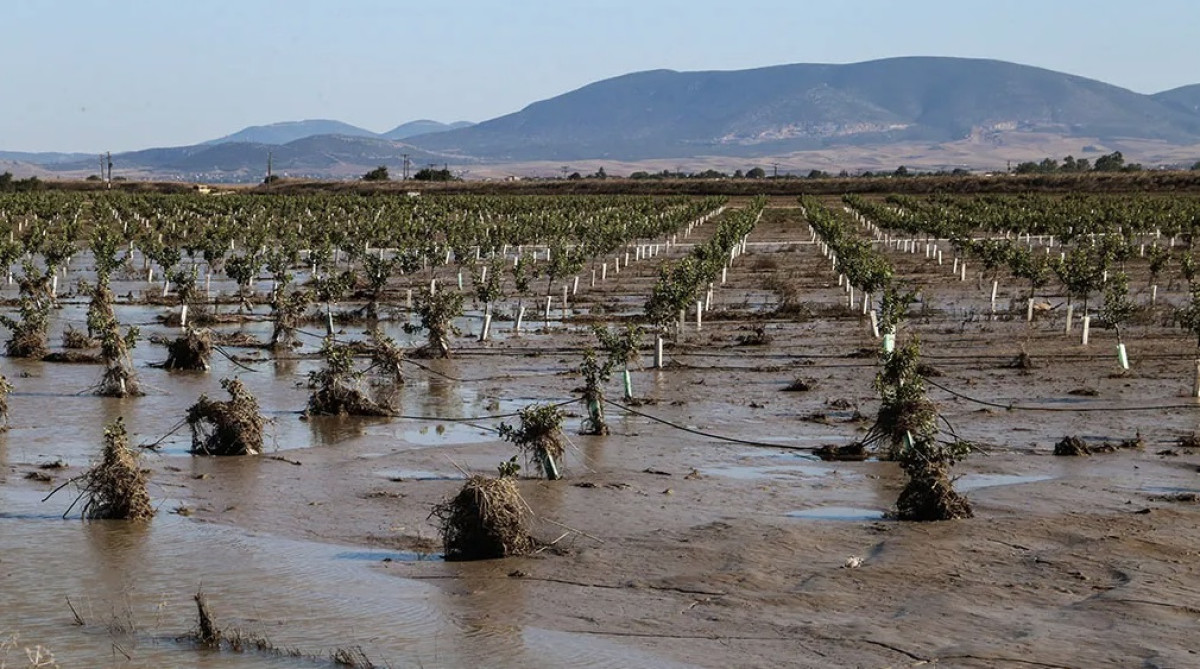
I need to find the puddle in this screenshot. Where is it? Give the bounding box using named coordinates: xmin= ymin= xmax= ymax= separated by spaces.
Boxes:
xmin=787 ymin=506 xmax=887 ymax=521
xmin=956 ymin=473 xmax=1056 ymax=492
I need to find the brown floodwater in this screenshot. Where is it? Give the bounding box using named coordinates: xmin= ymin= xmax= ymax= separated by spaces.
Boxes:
xmin=0 ymin=299 xmax=698 ymax=667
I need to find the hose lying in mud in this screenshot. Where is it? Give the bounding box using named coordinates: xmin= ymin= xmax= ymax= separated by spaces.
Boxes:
xmin=603 ymin=398 xmax=817 ymax=451
xmin=923 ymin=377 xmax=1200 ymax=413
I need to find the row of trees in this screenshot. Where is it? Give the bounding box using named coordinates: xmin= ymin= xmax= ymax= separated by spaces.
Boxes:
xmin=1012 ymin=152 xmax=1142 ymax=174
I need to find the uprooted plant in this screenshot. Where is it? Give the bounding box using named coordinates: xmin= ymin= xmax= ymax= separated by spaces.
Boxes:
xmin=69 ymin=417 xmax=154 ymax=520
xmin=864 ymin=339 xmax=973 ymax=521
xmin=305 ymin=338 xmax=391 ymax=416
xmin=186 ymin=378 xmax=265 ymax=455
xmin=430 ymin=474 xmax=535 ymax=561
xmin=499 ymin=403 xmax=567 ymax=479
xmin=161 ymin=327 xmax=214 ymax=371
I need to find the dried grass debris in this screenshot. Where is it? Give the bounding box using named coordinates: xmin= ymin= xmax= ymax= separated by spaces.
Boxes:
xmin=186 ymin=378 xmax=264 ymax=456
xmin=431 ymin=475 xmax=534 ymax=561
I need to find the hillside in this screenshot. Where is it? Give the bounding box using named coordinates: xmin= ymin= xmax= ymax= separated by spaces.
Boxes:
xmin=409 ymin=57 xmax=1200 ymax=161
xmin=202 ymin=119 xmax=378 ymax=145
xmin=1154 ymin=84 xmax=1200 ymax=115
xmin=382 ymin=120 xmax=474 ymax=140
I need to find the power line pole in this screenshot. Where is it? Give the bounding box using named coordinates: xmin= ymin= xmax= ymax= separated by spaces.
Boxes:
xmin=106 ymin=152 xmax=113 ymax=188
xmin=401 ymin=153 xmax=410 ymax=180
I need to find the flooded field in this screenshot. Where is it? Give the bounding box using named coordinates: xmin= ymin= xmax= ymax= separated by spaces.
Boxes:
xmin=2 ymin=199 xmax=1200 ymax=667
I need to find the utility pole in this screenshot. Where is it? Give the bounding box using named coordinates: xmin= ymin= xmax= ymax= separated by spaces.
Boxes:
xmin=401 ymin=153 xmax=410 ymax=180
xmin=106 ymin=152 xmax=113 ymax=188
xmin=772 ymin=162 xmax=779 ymax=179
xmin=266 ymin=150 xmax=273 ymax=182
xmin=99 ymin=155 xmax=105 ymax=183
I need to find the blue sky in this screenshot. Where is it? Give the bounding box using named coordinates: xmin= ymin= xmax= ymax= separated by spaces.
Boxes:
xmin=2 ymin=0 xmax=1196 ymax=153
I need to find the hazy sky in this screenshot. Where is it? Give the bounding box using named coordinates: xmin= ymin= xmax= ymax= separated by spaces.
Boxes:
xmin=2 ymin=0 xmax=1196 ymax=153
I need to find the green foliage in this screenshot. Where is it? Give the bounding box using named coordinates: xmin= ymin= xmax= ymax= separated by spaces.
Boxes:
xmin=1053 ymin=246 xmax=1107 ymax=309
xmin=499 ymin=403 xmax=567 ymax=478
xmin=413 ymin=167 xmax=455 ymax=182
xmin=877 ymin=283 xmax=917 ymax=334
xmin=1148 ymin=245 xmax=1170 ymax=282
xmin=362 ymin=166 xmax=390 ymax=182
xmin=407 ymin=286 xmax=464 ymax=358
xmin=1177 ymin=284 xmax=1200 ymax=348
xmin=870 ymin=339 xmax=971 ymax=471
xmin=497 ymin=456 xmax=521 ymax=478
xmin=1100 ymin=271 xmax=1135 ymax=340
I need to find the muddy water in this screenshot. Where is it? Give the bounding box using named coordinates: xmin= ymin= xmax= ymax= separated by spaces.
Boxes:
xmin=0 ymin=305 xmax=690 ymax=667
xmin=1 ymin=486 xmax=691 ymax=668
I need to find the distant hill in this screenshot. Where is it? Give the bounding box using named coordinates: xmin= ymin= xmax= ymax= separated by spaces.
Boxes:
xmin=45 ymin=135 xmax=451 ymax=182
xmin=0 ymin=151 xmax=95 ymax=166
xmin=22 ymin=58 xmax=1200 ymax=180
xmin=1154 ymin=84 xmax=1200 ymax=115
xmin=382 ymin=120 xmax=474 ymax=140
xmin=202 ymin=119 xmax=379 ymax=145
xmin=408 ymin=57 xmax=1200 ymax=161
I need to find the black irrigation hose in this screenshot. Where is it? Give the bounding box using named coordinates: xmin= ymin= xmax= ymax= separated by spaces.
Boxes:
xmin=602 ymin=397 xmax=815 ymax=451
xmin=381 ymin=397 xmax=579 ymax=424
xmin=923 ymin=376 xmax=1200 ymax=413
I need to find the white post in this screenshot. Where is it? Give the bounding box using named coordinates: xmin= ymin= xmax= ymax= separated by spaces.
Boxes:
xmin=1117 ymin=342 xmax=1129 ymax=370
xmin=654 ymin=334 xmax=664 ymax=369
xmin=1026 ymin=298 xmax=1034 ymax=322
xmin=695 ymin=300 xmax=703 ymax=331
xmin=1082 ymin=314 xmax=1091 ymax=346
xmin=1065 ymin=303 xmax=1074 ymax=333
xmin=180 ymin=305 xmax=189 ymax=329
xmin=479 ymin=310 xmax=492 ymax=342
xmin=990 ymin=279 xmax=998 ymax=313
xmin=869 ymin=310 xmax=880 ymax=338
xmin=515 ymin=305 xmax=525 ymax=333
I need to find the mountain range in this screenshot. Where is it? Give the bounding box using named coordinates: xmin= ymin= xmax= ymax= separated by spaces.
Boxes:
xmin=9 ymin=56 xmax=1200 ymax=181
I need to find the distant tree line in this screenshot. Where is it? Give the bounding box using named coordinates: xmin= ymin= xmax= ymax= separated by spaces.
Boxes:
xmin=626 ymin=165 xmax=971 ymax=180
xmin=1012 ymin=152 xmax=1142 ymax=174
xmin=0 ymin=172 xmax=43 ymax=192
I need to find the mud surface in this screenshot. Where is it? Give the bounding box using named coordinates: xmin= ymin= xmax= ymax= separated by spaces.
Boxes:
xmin=2 ymin=203 xmax=1199 ymax=667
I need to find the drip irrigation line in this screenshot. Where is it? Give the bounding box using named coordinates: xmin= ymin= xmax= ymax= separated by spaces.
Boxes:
xmin=602 ymin=398 xmax=815 ymax=451
xmin=212 ymin=344 xmax=261 ymax=372
xmin=380 ymin=398 xmax=579 ymax=424
xmin=923 ymin=377 xmax=1200 ymax=413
